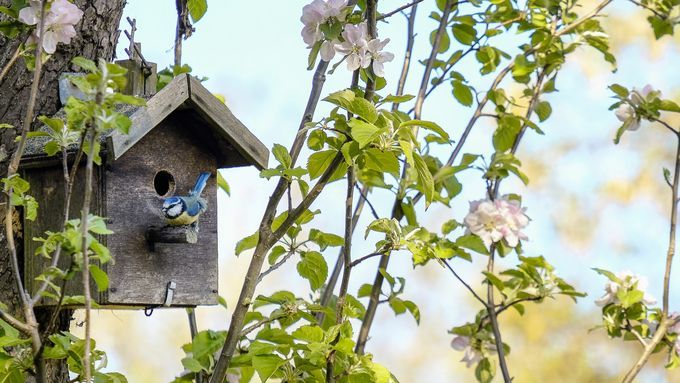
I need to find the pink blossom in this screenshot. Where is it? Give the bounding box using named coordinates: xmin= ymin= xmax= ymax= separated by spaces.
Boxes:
xmin=450 ymin=336 xmax=482 ymax=368
xmin=594 ymin=270 xmax=656 ymax=307
xmin=19 ymin=0 xmax=83 ymax=54
xmin=464 ymin=196 xmax=529 ymax=248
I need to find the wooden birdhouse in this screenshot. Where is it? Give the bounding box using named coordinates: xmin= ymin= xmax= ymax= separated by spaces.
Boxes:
xmin=20 ymin=72 xmax=268 ymax=308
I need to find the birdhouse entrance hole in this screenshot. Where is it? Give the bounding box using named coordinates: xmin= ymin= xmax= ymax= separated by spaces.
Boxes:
xmin=154 ymin=170 xmax=175 ymax=197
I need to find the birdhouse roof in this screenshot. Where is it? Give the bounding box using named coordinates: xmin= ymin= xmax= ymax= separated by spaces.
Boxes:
xmin=21 ymin=74 xmax=269 ymax=170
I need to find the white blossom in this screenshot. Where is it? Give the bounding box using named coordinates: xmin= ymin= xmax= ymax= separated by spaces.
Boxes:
xmin=615 ymin=104 xmax=639 ymax=131
xmin=19 ymin=0 xmax=84 ymax=54
xmin=464 ymin=196 xmax=529 ymax=248
xmin=366 ymin=37 xmax=394 ymax=77
xmin=335 ymin=22 xmax=370 ymax=71
xmin=594 ymin=270 xmax=656 ymax=307
xmin=450 ymin=336 xmax=482 ymax=368
xmin=300 ymin=0 xmax=348 ymax=47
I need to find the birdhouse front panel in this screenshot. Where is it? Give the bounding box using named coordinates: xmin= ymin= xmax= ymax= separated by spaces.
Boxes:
xmin=104 ymin=117 xmax=219 ymax=307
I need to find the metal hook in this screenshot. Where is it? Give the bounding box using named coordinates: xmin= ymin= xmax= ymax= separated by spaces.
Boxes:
xmin=163 ymin=281 xmax=177 ymax=307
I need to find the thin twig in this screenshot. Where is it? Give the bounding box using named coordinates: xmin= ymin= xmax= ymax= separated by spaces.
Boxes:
xmin=391 ymin=3 xmax=418 ymax=113
xmin=378 ymin=0 xmax=425 ymax=21
xmin=354 ymin=185 xmax=379 ymax=220
xmin=350 ymin=252 xmax=384 ymax=268
xmin=442 ymin=260 xmax=486 ymax=306
xmin=621 ymin=318 xmax=670 ymax=383
xmin=240 ymin=313 xmax=286 ymax=338
xmin=0 ymin=42 xmax=23 ymax=85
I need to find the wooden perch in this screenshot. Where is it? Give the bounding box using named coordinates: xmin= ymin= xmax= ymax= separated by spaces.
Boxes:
xmin=146 ymin=225 xmax=198 ymax=251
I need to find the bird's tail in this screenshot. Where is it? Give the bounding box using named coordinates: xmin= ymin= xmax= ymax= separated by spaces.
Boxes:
xmin=190 ymin=172 xmax=211 ymax=197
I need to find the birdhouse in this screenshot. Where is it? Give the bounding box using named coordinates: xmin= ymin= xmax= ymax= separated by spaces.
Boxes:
xmin=20 ymin=73 xmax=268 ymax=308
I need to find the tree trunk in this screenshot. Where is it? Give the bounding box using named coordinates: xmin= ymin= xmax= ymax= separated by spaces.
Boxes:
xmin=0 ymin=0 xmax=125 ymax=380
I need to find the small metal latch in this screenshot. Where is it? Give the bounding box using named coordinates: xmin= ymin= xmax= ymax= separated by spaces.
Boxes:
xmin=163 ymin=281 xmax=177 ymax=307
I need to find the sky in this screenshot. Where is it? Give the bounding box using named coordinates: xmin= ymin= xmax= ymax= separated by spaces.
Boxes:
xmin=66 ymin=1 xmax=680 ymax=382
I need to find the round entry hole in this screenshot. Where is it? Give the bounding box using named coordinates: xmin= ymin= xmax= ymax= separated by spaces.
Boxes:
xmin=154 ymin=170 xmax=176 ymax=197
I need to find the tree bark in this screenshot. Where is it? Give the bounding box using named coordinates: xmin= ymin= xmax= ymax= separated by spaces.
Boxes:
xmin=0 ymin=0 xmax=125 ymax=380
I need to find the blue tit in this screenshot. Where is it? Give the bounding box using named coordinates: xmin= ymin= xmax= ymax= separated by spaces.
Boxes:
xmin=162 ymin=172 xmax=211 ymax=227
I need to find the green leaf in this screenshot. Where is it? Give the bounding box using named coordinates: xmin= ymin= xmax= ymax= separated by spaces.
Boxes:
xmin=403 ymin=300 xmax=421 ymax=324
xmin=399 ymin=120 xmax=450 ymax=141
xmin=609 ymin=84 xmax=629 ymax=98
xmin=475 ymin=357 xmax=495 ymax=383
xmin=413 ymin=153 xmax=434 ymax=206
xmin=452 ymin=23 xmax=477 ymax=45
xmin=72 ymin=57 xmax=97 ymax=73
xmin=350 ymin=97 xmax=379 ymax=123
xmin=307 ymin=150 xmax=338 ymax=179
xmin=429 ymin=28 xmax=450 ymax=53
xmin=455 ymin=234 xmax=488 ymax=255
xmin=659 ymin=99 xmax=680 ymax=113
xmin=297 ymin=251 xmax=328 ymax=291
xmin=361 ymin=148 xmax=400 ymax=178
xmin=382 ymin=94 xmax=415 ymax=104
xmin=217 ymin=171 xmax=230 ymax=195
xmin=292 ymin=325 xmax=324 ymax=343
xmin=452 ymin=80 xmax=474 ymax=107
xmin=349 ymin=119 xmax=382 ymax=148
xmin=272 ymin=144 xmax=292 ymax=168
xmin=252 ymin=354 xmax=285 ymax=382
xmin=187 ymin=0 xmax=208 ymax=22
xmin=535 ymin=101 xmax=552 ymax=122
xmin=235 ymin=232 xmax=259 ymax=256
xmin=592 ymin=268 xmax=620 ymax=283
xmin=89 ymin=264 xmax=109 ymax=292
xmin=482 ymin=271 xmax=504 ymax=291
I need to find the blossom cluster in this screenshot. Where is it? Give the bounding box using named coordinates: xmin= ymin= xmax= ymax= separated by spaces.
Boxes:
xmin=594 ymin=270 xmax=656 ymax=307
xmin=615 ymin=85 xmax=660 ymax=132
xmin=463 ymin=196 xmax=530 ymax=248
xmin=19 ymin=0 xmax=84 ymax=54
xmin=300 ymin=0 xmax=394 ymax=76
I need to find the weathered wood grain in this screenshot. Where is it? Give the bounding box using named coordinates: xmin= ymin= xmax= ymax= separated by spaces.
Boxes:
xmin=146 ymin=225 xmax=199 ymax=247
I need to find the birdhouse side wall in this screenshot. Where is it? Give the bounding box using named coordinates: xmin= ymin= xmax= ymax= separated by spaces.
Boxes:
xmin=22 ymin=165 xmax=106 ymax=305
xmin=104 ymin=118 xmax=218 ymax=307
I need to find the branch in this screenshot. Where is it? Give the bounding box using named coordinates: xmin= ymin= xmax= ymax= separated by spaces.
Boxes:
xmin=621 ymin=126 xmax=680 ymax=382
xmin=3 ymin=3 xmax=48 ymax=381
xmin=354 ymin=185 xmax=379 ymax=220
xmin=326 ymin=166 xmax=356 ymax=383
xmin=79 ymin=126 xmax=98 ymax=383
xmin=0 ymin=308 xmax=31 ymax=334
xmin=621 ymin=318 xmax=670 ymax=383
xmin=485 ymin=245 xmax=512 ymax=382
xmin=210 ymin=2 xmax=363 ymax=378
xmin=317 ymin=184 xmax=367 ymax=323
xmin=240 ymin=313 xmax=286 ymax=338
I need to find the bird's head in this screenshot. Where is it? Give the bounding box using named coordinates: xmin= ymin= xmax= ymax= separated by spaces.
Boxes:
xmin=162 ymin=197 xmax=185 ymax=219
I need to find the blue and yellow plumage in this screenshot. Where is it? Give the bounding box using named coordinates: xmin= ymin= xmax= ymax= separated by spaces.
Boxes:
xmin=162 ymin=172 xmax=211 ymax=226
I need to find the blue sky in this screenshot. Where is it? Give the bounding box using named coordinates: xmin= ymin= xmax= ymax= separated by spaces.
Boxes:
xmin=78 ymin=1 xmax=680 ymax=381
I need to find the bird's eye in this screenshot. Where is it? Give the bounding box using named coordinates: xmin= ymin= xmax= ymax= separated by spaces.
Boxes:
xmin=154 ymin=170 xmax=176 ymax=197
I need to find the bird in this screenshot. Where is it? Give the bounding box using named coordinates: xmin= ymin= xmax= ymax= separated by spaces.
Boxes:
xmin=161 ymin=172 xmax=211 ymax=227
